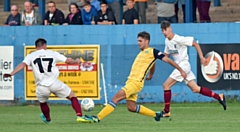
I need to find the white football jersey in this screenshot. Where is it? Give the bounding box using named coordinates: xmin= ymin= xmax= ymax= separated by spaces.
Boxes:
xmin=164 ymin=34 xmax=194 ymax=64
xmin=23 ymin=49 xmax=67 ymax=86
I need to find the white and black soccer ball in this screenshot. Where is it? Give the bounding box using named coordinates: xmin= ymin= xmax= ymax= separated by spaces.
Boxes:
xmin=81 ymin=98 xmax=95 ymax=111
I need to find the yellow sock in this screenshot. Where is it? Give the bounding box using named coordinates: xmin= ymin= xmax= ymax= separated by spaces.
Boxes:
xmin=137 ymin=105 xmax=156 ymax=117
xmin=97 ymin=102 xmax=116 ymax=120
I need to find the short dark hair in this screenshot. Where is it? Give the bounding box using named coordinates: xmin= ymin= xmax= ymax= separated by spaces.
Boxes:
xmin=48 ymin=1 xmax=56 ymax=5
xmin=100 ymin=0 xmax=108 ymax=5
xmin=84 ymin=1 xmax=91 ymax=6
xmin=35 ymin=38 xmax=47 ymax=47
xmin=137 ymin=31 xmax=150 ymax=41
xmin=161 ymin=21 xmax=171 ymax=30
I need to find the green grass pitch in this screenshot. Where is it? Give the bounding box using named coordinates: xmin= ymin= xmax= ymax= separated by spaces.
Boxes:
xmin=0 ymin=102 xmax=239 ymax=132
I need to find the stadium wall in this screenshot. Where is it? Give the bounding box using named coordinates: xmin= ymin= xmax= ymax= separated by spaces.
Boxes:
xmin=0 ymin=22 xmax=240 ymax=104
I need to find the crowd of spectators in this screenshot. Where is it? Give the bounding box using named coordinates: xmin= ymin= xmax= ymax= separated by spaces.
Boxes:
xmin=4 ymin=0 xmax=142 ymax=26
xmin=4 ymin=0 xmax=212 ymax=26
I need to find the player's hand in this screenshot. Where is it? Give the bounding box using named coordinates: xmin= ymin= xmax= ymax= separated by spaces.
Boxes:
xmin=146 ymin=75 xmax=153 ymax=80
xmin=3 ymin=73 xmax=12 ymax=77
xmin=203 ymin=51 xmax=218 ymax=75
xmin=180 ymin=71 xmax=187 ymax=79
xmin=200 ymin=57 xmax=207 ymax=66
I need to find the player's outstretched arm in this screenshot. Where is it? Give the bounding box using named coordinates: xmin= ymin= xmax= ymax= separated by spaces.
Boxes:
xmin=192 ymin=41 xmax=207 ymax=65
xmin=146 ymin=63 xmax=155 ymax=80
xmin=162 ymin=56 xmax=187 ymax=79
xmin=65 ymin=58 xmax=81 ymax=64
xmin=4 ymin=62 xmax=27 ymax=77
xmin=153 ymin=48 xmax=187 ymax=78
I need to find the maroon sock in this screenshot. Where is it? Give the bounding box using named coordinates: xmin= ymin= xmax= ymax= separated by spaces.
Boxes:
xmin=40 ymin=103 xmax=51 ymax=121
xmin=200 ymin=86 xmax=220 ymax=100
xmin=71 ymin=97 xmax=82 ymax=116
xmin=164 ymin=90 xmax=171 ymax=113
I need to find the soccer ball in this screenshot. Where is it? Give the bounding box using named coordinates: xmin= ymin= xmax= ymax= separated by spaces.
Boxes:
xmin=81 ymin=98 xmax=95 ymax=111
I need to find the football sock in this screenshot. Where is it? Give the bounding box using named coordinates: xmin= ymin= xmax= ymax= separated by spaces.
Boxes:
xmin=97 ymin=101 xmax=116 ymax=121
xmin=200 ymin=86 xmax=220 ymax=100
xmin=70 ymin=97 xmax=82 ymax=116
xmin=40 ymin=102 xmax=51 ymax=121
xmin=164 ymin=90 xmax=171 ymax=113
xmin=135 ymin=105 xmax=156 ymax=117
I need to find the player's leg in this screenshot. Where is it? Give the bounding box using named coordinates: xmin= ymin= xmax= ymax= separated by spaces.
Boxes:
xmin=82 ymin=80 xmax=144 ymax=123
xmin=126 ymin=98 xmax=161 ymax=121
xmin=162 ymin=77 xmax=177 ymax=117
xmin=36 ymin=85 xmax=51 ymax=123
xmin=81 ymin=89 xmax=127 ymax=123
xmin=161 ymin=62 xmax=190 ymax=117
xmin=96 ymin=89 xmax=126 ymax=121
xmin=186 ymin=80 xmax=226 ymax=110
xmin=66 ymin=91 xmax=82 ymax=117
xmin=50 ymin=80 xmax=83 ymax=118
xmin=96 ymin=80 xmax=145 ymax=122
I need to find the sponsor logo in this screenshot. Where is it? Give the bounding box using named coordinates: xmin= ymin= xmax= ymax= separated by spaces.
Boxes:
xmin=201 ymin=51 xmax=223 ymax=83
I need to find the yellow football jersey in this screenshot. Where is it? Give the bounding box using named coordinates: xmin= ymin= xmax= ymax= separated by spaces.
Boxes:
xmin=128 ymin=47 xmax=164 ymax=82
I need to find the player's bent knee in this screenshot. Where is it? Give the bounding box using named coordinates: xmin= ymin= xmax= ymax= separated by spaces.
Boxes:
xmin=67 ymin=91 xmax=76 ymax=99
xmin=127 ymin=106 xmax=136 ymax=112
xmin=191 ymin=89 xmax=200 ymax=93
xmin=190 ymin=87 xmax=200 ymax=93
xmin=111 ymin=90 xmax=126 ymax=104
xmin=163 ymin=83 xmax=170 ymax=90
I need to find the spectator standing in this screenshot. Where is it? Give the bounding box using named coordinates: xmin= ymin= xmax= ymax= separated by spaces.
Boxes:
xmin=94 ymin=1 xmax=116 ymax=25
xmin=82 ymin=1 xmax=98 ymax=25
xmin=44 ymin=1 xmax=65 ymax=25
xmin=175 ymin=0 xmax=197 ymax=23
xmin=197 ymin=0 xmax=211 ymax=23
xmin=134 ymin=0 xmax=147 ymax=24
xmin=106 ymin=0 xmax=121 ymax=24
xmin=122 ymin=0 xmax=139 ymax=24
xmin=4 ymin=5 xmax=21 ymax=26
xmin=175 ymin=0 xmax=185 ymax=23
xmin=156 ymin=0 xmax=177 ymax=24
xmin=20 ymin=1 xmax=42 ymax=26
xmin=192 ymin=0 xmax=197 ymax=23
xmin=65 ymin=3 xmax=83 ymax=25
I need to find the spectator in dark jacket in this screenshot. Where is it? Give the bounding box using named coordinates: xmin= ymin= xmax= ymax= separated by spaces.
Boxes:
xmin=44 ymin=1 xmax=65 ymax=25
xmin=4 ymin=5 xmax=21 ymax=26
xmin=122 ymin=0 xmax=139 ymax=24
xmin=82 ymin=1 xmax=98 ymax=25
xmin=94 ymin=1 xmax=116 ymax=25
xmin=64 ymin=3 xmax=83 ymax=25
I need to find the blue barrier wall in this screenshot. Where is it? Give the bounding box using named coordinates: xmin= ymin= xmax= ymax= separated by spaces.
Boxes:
xmin=0 ymin=22 xmax=240 ymax=104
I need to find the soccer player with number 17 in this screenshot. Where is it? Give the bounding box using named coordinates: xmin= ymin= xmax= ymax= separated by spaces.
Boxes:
xmin=4 ymin=38 xmax=87 ymax=123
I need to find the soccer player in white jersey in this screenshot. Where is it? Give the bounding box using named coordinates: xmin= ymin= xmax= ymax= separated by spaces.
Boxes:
xmin=159 ymin=21 xmax=226 ymax=117
xmin=4 ymin=38 xmax=86 ymax=123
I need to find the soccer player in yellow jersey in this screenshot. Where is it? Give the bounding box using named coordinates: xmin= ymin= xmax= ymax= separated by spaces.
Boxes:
xmin=78 ymin=31 xmax=187 ymax=123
